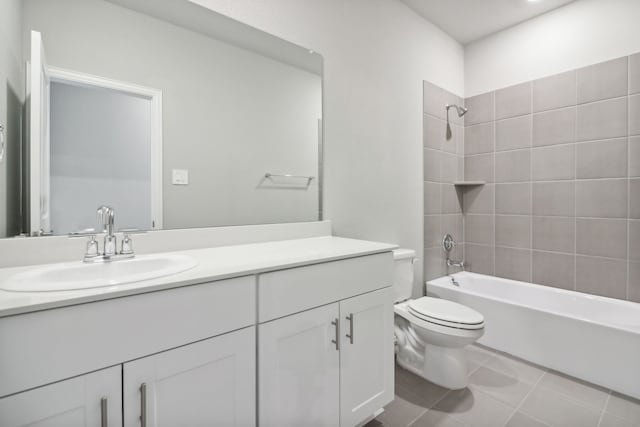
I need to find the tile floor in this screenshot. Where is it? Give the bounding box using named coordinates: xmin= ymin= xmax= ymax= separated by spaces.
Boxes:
xmin=366 ymin=345 xmax=640 ymax=427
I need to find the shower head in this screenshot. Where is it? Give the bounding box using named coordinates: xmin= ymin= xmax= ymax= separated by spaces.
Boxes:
xmin=446 ymin=104 xmax=468 ymax=118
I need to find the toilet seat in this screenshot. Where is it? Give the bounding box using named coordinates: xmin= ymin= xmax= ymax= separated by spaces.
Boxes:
xmin=408 ymin=297 xmax=484 ymax=330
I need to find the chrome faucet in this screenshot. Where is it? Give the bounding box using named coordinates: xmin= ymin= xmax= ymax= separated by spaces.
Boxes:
xmin=443 ymin=234 xmax=465 ymax=276
xmin=74 ymin=206 xmax=138 ymax=263
xmin=97 ymin=206 xmax=117 ymax=256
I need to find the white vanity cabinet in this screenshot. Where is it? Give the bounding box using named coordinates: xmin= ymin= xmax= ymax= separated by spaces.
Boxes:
xmin=258 ymin=253 xmax=394 ymax=427
xmin=123 ymin=326 xmax=255 ymax=427
xmin=0 ymin=241 xmax=395 ymax=427
xmin=0 ymin=366 xmax=122 ymax=427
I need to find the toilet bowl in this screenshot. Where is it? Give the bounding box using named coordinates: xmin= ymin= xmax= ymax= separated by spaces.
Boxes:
xmin=392 ymin=249 xmax=484 ymax=389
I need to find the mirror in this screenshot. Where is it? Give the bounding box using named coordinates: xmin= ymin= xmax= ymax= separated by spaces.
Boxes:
xmin=0 ymin=0 xmax=323 ymax=237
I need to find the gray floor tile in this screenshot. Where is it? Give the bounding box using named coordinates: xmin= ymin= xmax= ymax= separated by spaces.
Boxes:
xmin=432 ymin=388 xmax=514 ymax=427
xmin=537 ymin=371 xmax=609 ymax=411
xmin=483 ymin=352 xmax=546 ymax=385
xmin=468 ymin=366 xmax=535 ymax=408
xmin=598 ymin=411 xmax=637 ymax=427
xmin=604 ymin=392 xmax=640 ymax=423
xmin=520 ymin=385 xmax=601 ymax=427
xmin=410 ymin=409 xmax=470 ymax=427
xmin=377 ymin=394 xmax=429 ymax=427
xmin=505 ymin=412 xmax=550 ymax=427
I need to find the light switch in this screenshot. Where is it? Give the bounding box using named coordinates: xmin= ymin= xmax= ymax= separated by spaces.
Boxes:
xmin=172 ymin=169 xmax=189 ymax=185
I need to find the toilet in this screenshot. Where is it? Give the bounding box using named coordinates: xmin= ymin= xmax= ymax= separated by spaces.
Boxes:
xmin=392 ymin=248 xmax=484 ymax=390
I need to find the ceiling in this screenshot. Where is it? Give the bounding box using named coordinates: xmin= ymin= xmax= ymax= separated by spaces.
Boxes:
xmin=402 ymin=0 xmax=578 ymax=44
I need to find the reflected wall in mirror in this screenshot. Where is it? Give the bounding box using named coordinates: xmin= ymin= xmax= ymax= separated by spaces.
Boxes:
xmin=0 ymin=0 xmax=323 ymax=237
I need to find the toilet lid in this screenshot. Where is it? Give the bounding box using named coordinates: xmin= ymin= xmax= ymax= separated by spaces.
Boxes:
xmin=408 ymin=297 xmax=484 ymax=326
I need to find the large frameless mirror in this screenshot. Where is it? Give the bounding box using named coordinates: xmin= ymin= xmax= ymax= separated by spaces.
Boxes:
xmin=0 ymin=0 xmax=323 ymax=237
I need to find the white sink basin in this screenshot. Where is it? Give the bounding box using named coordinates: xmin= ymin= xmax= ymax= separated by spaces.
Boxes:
xmin=0 ymin=254 xmax=198 ymax=292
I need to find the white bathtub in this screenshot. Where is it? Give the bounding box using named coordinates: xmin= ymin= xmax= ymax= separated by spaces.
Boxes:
xmin=427 ymin=272 xmax=640 ymax=400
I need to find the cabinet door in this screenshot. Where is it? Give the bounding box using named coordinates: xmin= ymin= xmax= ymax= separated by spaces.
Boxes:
xmin=0 ymin=366 xmax=122 ymax=427
xmin=340 ymin=288 xmax=394 ymax=427
xmin=123 ymin=326 xmax=255 ymax=427
xmin=259 ymin=303 xmax=340 ymax=427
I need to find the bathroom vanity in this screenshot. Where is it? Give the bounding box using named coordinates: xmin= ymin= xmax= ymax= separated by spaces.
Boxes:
xmin=0 ymin=236 xmax=396 ymax=427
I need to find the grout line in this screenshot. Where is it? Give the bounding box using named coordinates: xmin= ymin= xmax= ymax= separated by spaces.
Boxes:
xmin=501 ymin=371 xmax=549 ymax=427
xmin=530 ymin=81 xmax=534 ymax=282
xmin=574 ymin=73 xmax=579 ymax=291
xmin=493 ymin=91 xmax=497 ymax=275
xmin=627 ymin=56 xmax=632 ymax=301
xmin=596 ymin=392 xmax=613 ymax=427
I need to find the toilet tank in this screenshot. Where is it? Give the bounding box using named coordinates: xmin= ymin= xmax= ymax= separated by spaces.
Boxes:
xmin=392 ymin=248 xmax=416 ymax=302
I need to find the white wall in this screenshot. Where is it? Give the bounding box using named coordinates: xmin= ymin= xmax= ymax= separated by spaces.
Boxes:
xmin=465 ymin=0 xmax=640 ymax=96
xmin=0 ymin=0 xmax=23 ymax=237
xmin=24 ymin=0 xmax=321 ymax=230
xmin=191 ymin=0 xmax=465 ymax=293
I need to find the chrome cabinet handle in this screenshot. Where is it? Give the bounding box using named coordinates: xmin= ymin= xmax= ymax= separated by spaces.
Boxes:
xmin=100 ymin=397 xmax=108 ymax=427
xmin=140 ymin=383 xmax=147 ymax=427
xmin=346 ymin=313 xmax=354 ymax=344
xmin=331 ymin=318 xmax=340 ymax=351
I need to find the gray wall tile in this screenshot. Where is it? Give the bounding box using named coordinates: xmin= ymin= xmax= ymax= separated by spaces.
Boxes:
xmin=424 ymin=247 xmax=445 ymax=281
xmin=531 ymin=144 xmax=575 ymax=181
xmin=424 ymin=114 xmax=444 ymax=149
xmin=465 ymin=92 xmax=494 ymax=125
xmin=465 ymin=154 xmax=494 ymax=182
xmin=532 ymin=107 xmax=576 ymax=147
xmin=631 ymin=94 xmax=640 ymax=136
xmin=575 ymin=179 xmax=627 ymax=218
xmin=496 ymin=183 xmax=531 ymax=215
xmin=576 ymin=256 xmax=627 ymax=299
xmin=532 ymin=250 xmax=575 ymax=290
xmin=495 ymin=247 xmax=531 ymax=282
xmin=441 ymin=152 xmax=460 ymax=183
xmin=631 ymin=136 xmax=640 ymax=177
xmin=442 ymin=214 xmax=463 ymax=245
xmin=444 ymin=124 xmax=464 ymax=154
xmin=424 ymin=215 xmax=441 ymax=248
xmin=465 ymin=214 xmax=494 ymax=245
xmin=630 ymin=262 xmax=640 ymax=302
xmin=577 ymin=97 xmax=628 ymax=141
xmin=423 ymin=148 xmax=441 ymax=182
xmin=465 ymin=243 xmax=494 ymax=275
xmin=577 ymin=57 xmax=628 ymax=104
xmin=423 ymin=81 xmax=445 ymax=120
xmin=463 ymin=184 xmax=494 ymax=214
xmin=532 ymin=182 xmax=575 ymax=217
xmin=496 ymin=149 xmax=531 ymax=182
xmin=496 ymin=82 xmax=532 ymax=120
xmin=442 ymin=184 xmax=462 ymax=214
xmin=465 ymin=123 xmax=494 ymax=155
xmin=495 ymin=215 xmax=531 ymax=249
xmin=576 ymin=138 xmax=628 ymax=179
xmin=631 ymin=53 xmax=640 ymax=95
xmin=630 ymin=179 xmax=640 ymax=219
xmin=576 ymin=218 xmax=627 ymax=259
xmin=424 ymin=182 xmax=441 ymax=214
xmin=496 ymin=116 xmax=532 ymax=151
xmin=532 ymin=216 xmax=575 ymax=253
xmin=533 ymin=70 xmax=577 ymax=112
xmin=631 ymin=220 xmax=640 ymax=262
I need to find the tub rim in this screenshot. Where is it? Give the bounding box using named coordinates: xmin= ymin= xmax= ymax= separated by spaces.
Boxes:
xmin=426 ymin=272 xmax=640 ymax=335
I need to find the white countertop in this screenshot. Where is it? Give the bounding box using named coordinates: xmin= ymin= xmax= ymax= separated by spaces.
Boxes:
xmin=0 ymin=236 xmax=397 ymax=317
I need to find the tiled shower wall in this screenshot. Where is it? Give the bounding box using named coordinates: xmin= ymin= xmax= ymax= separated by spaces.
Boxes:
xmin=422 ymin=83 xmax=465 ymax=282
xmin=461 ymin=53 xmax=640 ymax=302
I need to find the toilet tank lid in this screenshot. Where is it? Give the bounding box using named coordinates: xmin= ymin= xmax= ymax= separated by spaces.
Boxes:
xmin=393 ymin=248 xmax=416 ymax=261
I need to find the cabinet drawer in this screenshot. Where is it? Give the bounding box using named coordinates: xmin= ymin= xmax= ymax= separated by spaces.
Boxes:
xmin=258 ymin=252 xmax=393 ymax=322
xmin=0 ymin=276 xmax=255 ymax=398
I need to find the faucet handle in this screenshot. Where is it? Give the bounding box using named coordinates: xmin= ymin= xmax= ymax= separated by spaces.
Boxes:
xmin=85 ymin=235 xmax=99 ymax=259
xmin=121 ymin=233 xmax=134 ymax=255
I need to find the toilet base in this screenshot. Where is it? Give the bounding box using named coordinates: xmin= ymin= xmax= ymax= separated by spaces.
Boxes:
xmin=397 ymin=344 xmax=468 ymax=389
xmin=394 ymin=314 xmax=473 ymax=390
